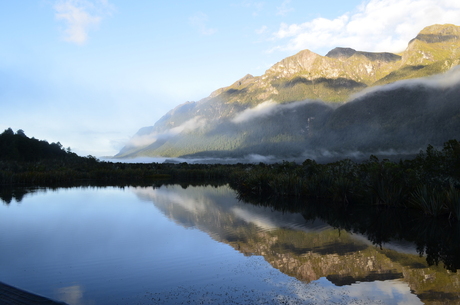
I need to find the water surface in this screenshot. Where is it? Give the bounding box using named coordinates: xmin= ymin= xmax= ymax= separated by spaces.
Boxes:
xmin=0 ymin=185 xmax=459 ymax=304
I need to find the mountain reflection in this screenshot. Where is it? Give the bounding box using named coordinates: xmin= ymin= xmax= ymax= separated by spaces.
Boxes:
xmin=131 ymin=184 xmax=460 ymax=304
xmin=2 ymin=184 xmax=460 ymax=304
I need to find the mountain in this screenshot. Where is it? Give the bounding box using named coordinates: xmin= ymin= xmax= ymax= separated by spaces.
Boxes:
xmin=116 ymin=24 xmax=460 ymax=160
xmin=133 ymin=185 xmax=460 ymax=303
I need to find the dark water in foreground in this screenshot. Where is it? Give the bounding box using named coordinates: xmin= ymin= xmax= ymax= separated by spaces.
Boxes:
xmin=0 ymin=185 xmax=459 ymax=304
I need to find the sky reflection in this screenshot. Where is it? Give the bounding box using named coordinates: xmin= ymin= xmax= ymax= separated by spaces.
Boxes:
xmin=0 ymin=185 xmax=442 ymax=304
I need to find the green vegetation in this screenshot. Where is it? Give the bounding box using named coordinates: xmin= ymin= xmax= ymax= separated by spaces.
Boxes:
xmin=3 ymin=128 xmax=460 ymax=274
xmin=3 ymin=127 xmax=460 ymax=222
xmin=118 ymin=24 xmax=460 ymax=159
xmin=0 ymin=128 xmax=185 ymax=185
xmin=120 ymin=69 xmax=460 ymax=159
xmin=270 ymin=76 xmax=367 ymax=103
xmin=0 ymin=128 xmax=70 ymax=161
xmin=229 ymin=140 xmax=460 ymax=220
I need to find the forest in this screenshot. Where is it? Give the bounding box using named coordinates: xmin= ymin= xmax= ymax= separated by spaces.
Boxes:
xmin=1 ymin=128 xmax=460 ymax=221
xmin=118 ymin=78 xmax=460 ymax=160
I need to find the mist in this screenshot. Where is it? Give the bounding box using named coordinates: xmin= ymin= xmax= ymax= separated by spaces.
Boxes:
xmin=350 ymin=65 xmax=460 ymax=101
xmin=231 ymin=100 xmax=326 ymax=124
xmin=118 ymin=65 xmax=460 ymax=163
xmin=222 ymin=66 xmax=460 ymax=162
xmin=125 ymin=116 xmax=207 ymax=148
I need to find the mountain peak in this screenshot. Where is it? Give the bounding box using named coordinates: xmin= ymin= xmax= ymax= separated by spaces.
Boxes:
xmin=410 ymin=24 xmax=460 ymax=44
xmin=266 ymin=49 xmax=320 ymax=76
xmin=325 ymin=47 xmax=356 ymax=59
xmin=326 ymin=47 xmax=400 ymax=63
xmin=233 ymin=74 xmax=255 ymax=86
xmin=117 ymin=24 xmax=460 ymax=159
xmin=419 ymin=24 xmax=460 ymax=36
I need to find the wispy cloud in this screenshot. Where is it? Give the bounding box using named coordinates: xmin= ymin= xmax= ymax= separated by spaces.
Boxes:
xmin=128 ymin=116 xmax=207 ymax=148
xmin=189 ymin=12 xmax=217 ymax=36
xmin=54 ymin=0 xmax=114 ymax=45
xmin=351 ymin=65 xmax=460 ymax=101
xmin=232 ymin=100 xmax=315 ymax=123
xmin=270 ymin=0 xmax=460 ymax=54
xmin=237 ymin=1 xmax=265 ymax=16
xmin=232 ymin=100 xmax=278 ymax=123
xmin=255 ymin=25 xmax=268 ymax=35
xmin=276 ymin=0 xmax=293 ymax=16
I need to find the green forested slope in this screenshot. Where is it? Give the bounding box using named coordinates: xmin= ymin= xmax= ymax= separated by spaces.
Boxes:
xmin=117 ymin=24 xmax=460 ymax=159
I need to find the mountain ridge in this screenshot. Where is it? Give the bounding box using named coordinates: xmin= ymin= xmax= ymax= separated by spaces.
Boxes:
xmin=117 ymin=24 xmax=460 ymax=160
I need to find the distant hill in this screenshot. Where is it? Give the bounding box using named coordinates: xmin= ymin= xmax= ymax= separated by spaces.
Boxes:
xmin=117 ymin=24 xmax=460 ymax=160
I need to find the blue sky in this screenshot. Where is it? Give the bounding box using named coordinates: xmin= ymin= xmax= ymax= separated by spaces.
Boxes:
xmin=1 ymin=0 xmax=460 ymax=156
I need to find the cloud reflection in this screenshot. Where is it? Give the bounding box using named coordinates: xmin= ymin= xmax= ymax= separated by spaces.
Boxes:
xmin=55 ymin=285 xmax=85 ymax=305
xmin=286 ymin=277 xmax=422 ymax=304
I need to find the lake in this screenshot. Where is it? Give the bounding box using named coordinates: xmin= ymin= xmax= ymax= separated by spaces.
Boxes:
xmin=0 ymin=184 xmax=459 ymax=304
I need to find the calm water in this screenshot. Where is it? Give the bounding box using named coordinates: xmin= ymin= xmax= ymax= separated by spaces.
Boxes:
xmin=0 ymin=185 xmax=459 ymax=304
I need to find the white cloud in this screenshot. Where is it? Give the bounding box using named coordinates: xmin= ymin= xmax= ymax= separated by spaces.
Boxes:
xmin=232 ymin=100 xmax=315 ymax=123
xmin=56 ymin=285 xmax=84 ymax=305
xmin=231 ymin=207 xmax=279 ymax=231
xmin=54 ymin=0 xmax=113 ymax=45
xmin=135 ymin=187 xmax=209 ymax=215
xmin=189 ymin=12 xmax=217 ymax=36
xmin=351 ymin=65 xmax=460 ymax=101
xmin=232 ymin=100 xmax=278 ymax=123
xmin=287 ymin=277 xmax=422 ymax=304
xmin=270 ymin=0 xmax=460 ymax=54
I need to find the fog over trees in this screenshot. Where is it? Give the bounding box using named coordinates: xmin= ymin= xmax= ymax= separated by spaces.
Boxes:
xmin=118 ymin=67 xmax=460 ymax=162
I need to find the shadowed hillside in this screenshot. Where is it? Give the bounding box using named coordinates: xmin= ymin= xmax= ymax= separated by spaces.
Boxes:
xmin=117 ymin=24 xmax=460 ymax=160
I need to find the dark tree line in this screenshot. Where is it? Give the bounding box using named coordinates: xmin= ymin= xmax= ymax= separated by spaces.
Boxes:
xmin=3 ymin=127 xmax=460 ymax=221
xmin=0 ymin=128 xmax=73 ymax=162
xmin=229 ymin=139 xmax=460 ymax=220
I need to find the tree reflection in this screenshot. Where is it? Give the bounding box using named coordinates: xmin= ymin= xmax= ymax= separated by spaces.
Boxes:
xmin=0 ymin=187 xmax=31 ymax=204
xmin=3 ymin=183 xmax=460 ymax=272
xmin=237 ymin=192 xmax=460 ymax=272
